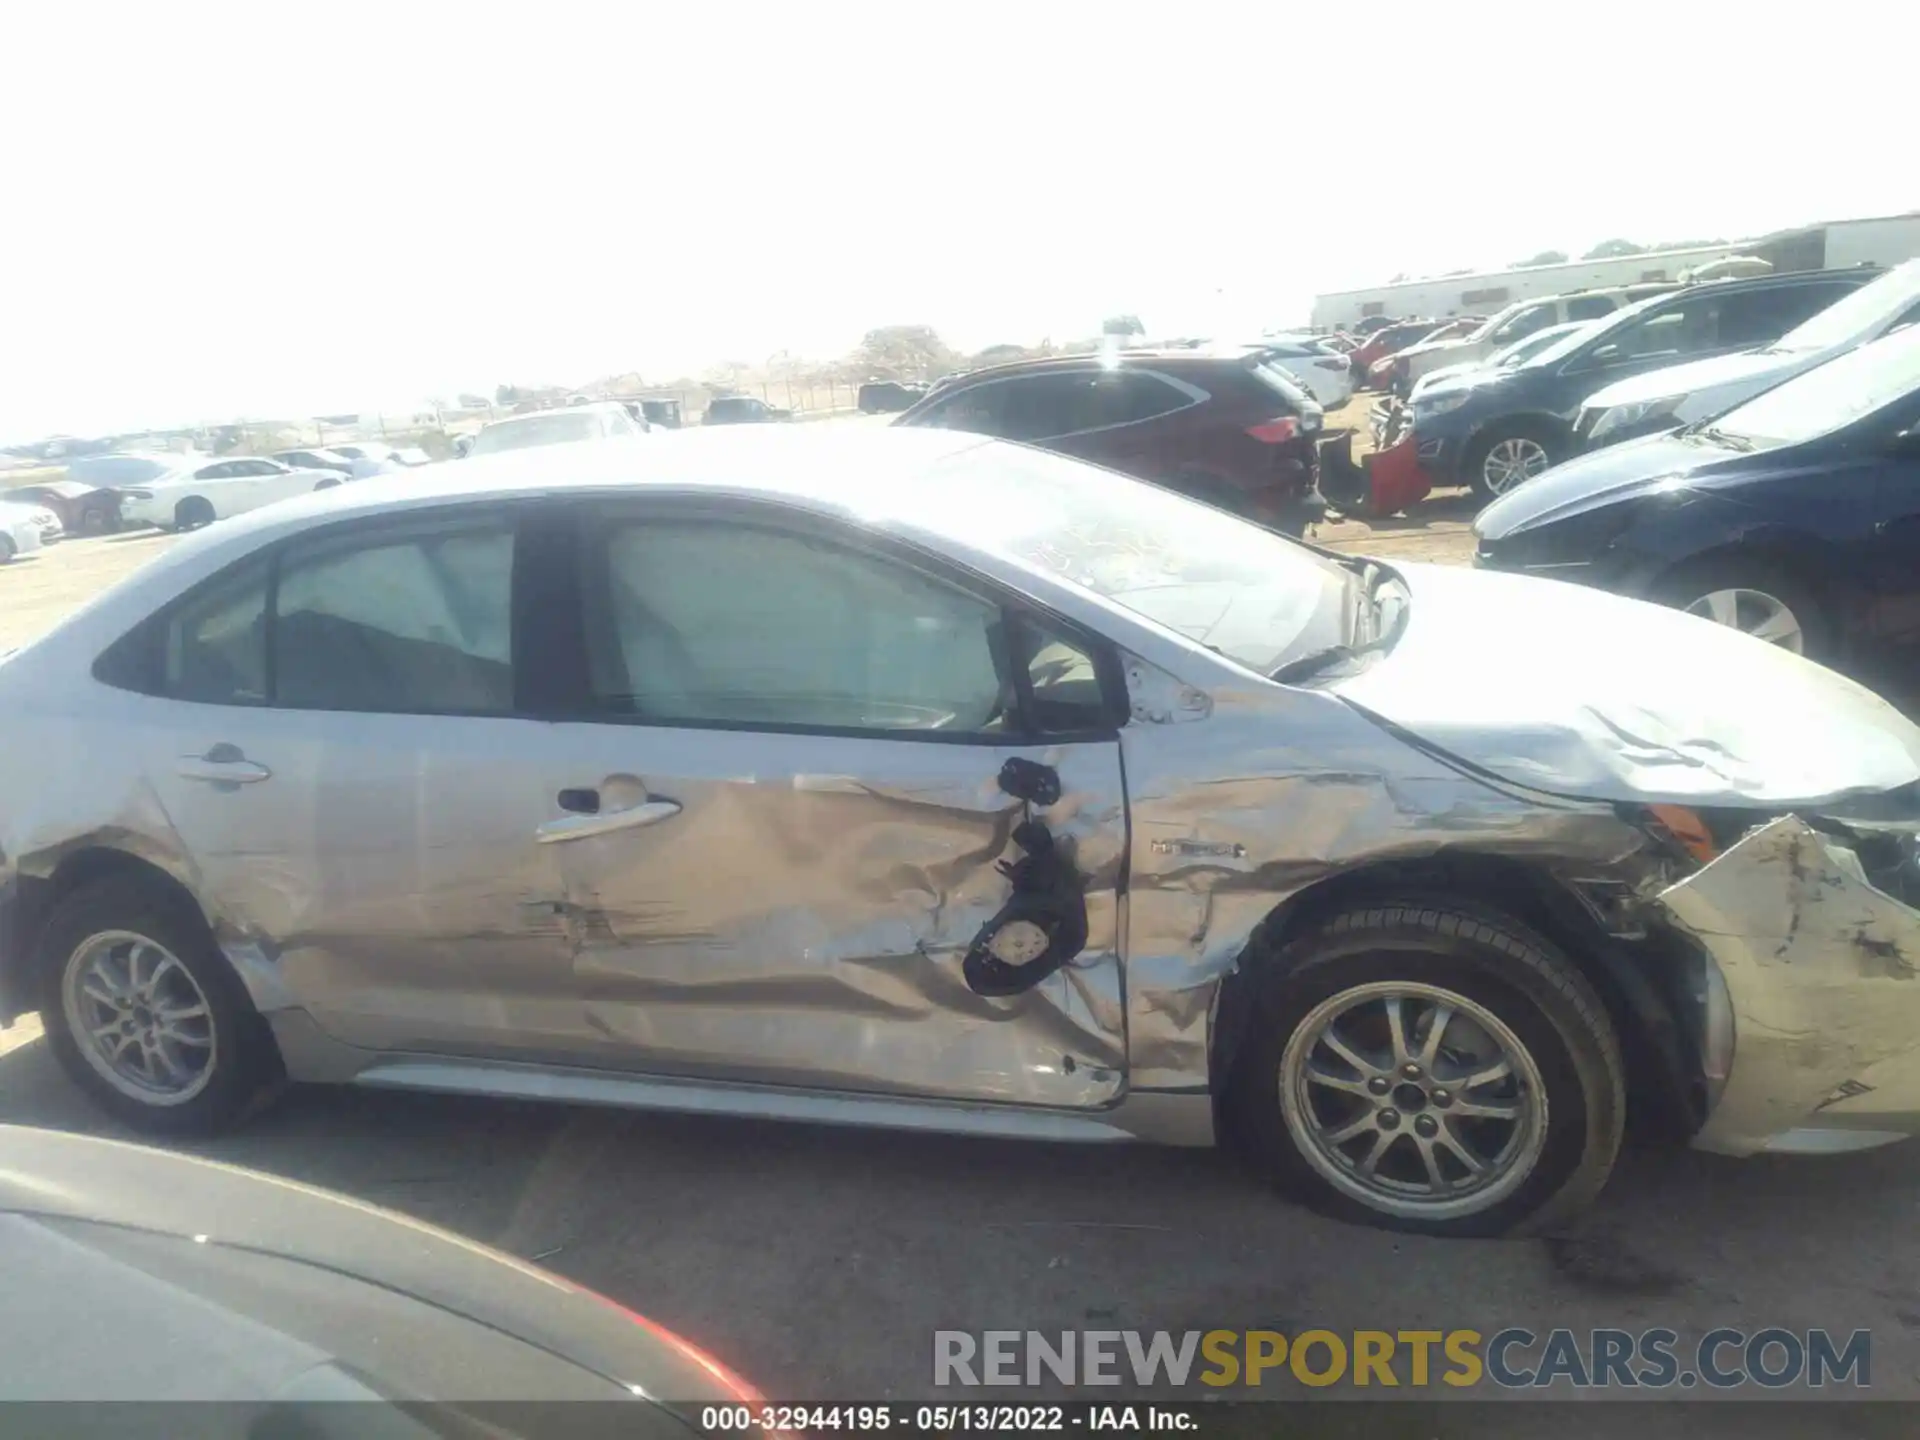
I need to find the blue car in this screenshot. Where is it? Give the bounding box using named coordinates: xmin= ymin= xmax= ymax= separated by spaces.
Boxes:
xmin=1405 ymin=269 xmax=1875 ymax=501
xmin=1473 ymin=322 xmax=1920 ymax=711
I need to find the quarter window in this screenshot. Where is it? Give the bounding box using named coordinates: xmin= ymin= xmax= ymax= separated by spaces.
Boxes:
xmin=161 ymin=556 xmax=270 ymax=704
xmin=580 ymin=519 xmax=1007 ymax=734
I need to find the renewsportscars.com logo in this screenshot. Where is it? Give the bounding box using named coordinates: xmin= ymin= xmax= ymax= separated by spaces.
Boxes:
xmin=933 ymin=1328 xmax=1872 ymax=1390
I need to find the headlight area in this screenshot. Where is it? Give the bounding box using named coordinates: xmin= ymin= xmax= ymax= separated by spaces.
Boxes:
xmin=1589 ymin=396 xmax=1681 ymax=442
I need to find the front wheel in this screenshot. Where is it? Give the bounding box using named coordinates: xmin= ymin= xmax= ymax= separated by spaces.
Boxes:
xmin=1228 ymin=901 xmax=1625 ymax=1237
xmin=1656 ymin=555 xmax=1830 ymax=660
xmin=1464 ymin=425 xmax=1559 ymax=502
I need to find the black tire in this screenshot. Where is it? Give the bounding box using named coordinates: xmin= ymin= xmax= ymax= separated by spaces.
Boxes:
xmin=1227 ymin=899 xmax=1625 ymax=1238
xmin=1462 ymin=421 xmax=1561 ymax=503
xmin=36 ymin=873 xmax=285 ymax=1137
xmin=0 ymin=534 xmax=14 ymax=564
xmin=174 ymin=496 xmax=216 ymax=530
xmin=1653 ymin=553 xmax=1832 ymax=662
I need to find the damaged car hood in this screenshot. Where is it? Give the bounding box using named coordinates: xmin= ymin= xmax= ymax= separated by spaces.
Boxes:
xmin=1330 ymin=562 xmax=1920 ymax=806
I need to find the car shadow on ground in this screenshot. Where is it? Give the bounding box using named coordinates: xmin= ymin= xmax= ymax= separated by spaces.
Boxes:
xmin=5 ymin=1027 xmax=1920 ymax=1415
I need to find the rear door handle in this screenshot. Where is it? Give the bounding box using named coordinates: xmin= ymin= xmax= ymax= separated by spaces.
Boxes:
xmin=176 ymin=746 xmax=271 ymax=785
xmin=535 ymin=798 xmax=682 ymax=844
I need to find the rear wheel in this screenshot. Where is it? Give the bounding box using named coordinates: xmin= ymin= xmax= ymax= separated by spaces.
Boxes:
xmin=0 ymin=534 xmax=14 ymax=563
xmin=1656 ymin=554 xmax=1830 ymax=660
xmin=1228 ymin=900 xmax=1625 ymax=1237
xmin=37 ymin=873 xmax=284 ymax=1136
xmin=174 ymin=496 xmax=216 ymax=530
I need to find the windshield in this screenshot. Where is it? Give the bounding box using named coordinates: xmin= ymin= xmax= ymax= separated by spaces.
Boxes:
xmin=469 ymin=412 xmax=604 ymax=454
xmin=911 ymin=445 xmax=1350 ymax=675
xmin=1770 ymin=262 xmax=1920 ymax=353
xmin=1710 ymin=323 xmax=1920 ymax=450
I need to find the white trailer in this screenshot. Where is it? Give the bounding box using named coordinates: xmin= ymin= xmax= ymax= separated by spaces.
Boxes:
xmin=1310 ymin=245 xmax=1739 ymax=331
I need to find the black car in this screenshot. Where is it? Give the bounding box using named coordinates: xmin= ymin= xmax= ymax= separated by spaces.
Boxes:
xmin=0 ymin=1123 xmax=772 ymax=1428
xmin=1474 ymin=322 xmax=1920 ymax=711
xmin=857 ymin=380 xmax=928 ymax=413
xmin=704 ymin=395 xmax=793 ymax=425
xmin=1404 ymin=270 xmax=1877 ymax=500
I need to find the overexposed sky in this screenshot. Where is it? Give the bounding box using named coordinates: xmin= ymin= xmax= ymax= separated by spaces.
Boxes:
xmin=0 ymin=0 xmax=1910 ymax=437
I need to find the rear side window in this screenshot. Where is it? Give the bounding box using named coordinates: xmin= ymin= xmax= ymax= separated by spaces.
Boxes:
xmin=1716 ymin=284 xmax=1851 ymax=348
xmin=1564 ymin=295 xmax=1616 ymax=321
xmin=275 ymin=526 xmax=514 ymax=713
xmin=911 ymin=370 xmax=1187 ymax=441
xmin=109 ymin=519 xmax=515 ymax=714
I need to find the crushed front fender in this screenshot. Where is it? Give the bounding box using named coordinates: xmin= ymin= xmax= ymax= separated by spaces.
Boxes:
xmin=1656 ymin=814 xmax=1920 ymax=1156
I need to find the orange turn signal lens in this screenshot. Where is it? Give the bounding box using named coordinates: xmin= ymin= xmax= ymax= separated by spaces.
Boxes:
xmin=1649 ymin=804 xmax=1719 ymax=864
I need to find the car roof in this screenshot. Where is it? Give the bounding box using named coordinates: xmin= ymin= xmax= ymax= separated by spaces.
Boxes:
xmin=197 ymin=427 xmax=995 ymax=531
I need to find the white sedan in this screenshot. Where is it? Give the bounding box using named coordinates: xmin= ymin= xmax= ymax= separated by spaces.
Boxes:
xmin=0 ymin=500 xmax=60 ymax=561
xmin=118 ymin=457 xmax=348 ymax=532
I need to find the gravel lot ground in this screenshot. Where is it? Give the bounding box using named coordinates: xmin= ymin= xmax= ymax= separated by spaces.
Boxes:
xmin=0 ymin=416 xmax=1908 ymax=1433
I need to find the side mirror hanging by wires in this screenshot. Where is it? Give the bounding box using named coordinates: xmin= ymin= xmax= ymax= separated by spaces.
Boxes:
xmin=962 ymin=757 xmax=1090 ymax=998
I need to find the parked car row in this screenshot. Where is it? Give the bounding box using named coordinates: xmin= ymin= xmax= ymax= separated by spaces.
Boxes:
xmin=1356 ymin=265 xmax=1884 ymax=506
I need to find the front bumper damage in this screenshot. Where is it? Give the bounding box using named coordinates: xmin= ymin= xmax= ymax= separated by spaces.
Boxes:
xmin=1659 ymin=815 xmax=1920 ymax=1156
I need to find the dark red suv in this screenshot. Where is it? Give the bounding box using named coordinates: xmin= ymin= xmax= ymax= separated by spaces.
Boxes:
xmin=892 ymin=347 xmax=1326 ymax=534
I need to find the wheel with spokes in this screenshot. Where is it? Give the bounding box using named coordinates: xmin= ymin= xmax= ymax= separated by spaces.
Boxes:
xmin=1464 ymin=424 xmax=1559 ymax=502
xmin=1229 ymin=901 xmax=1625 ymax=1237
xmin=1658 ymin=555 xmax=1830 ymax=662
xmin=37 ymin=872 xmax=284 ymax=1135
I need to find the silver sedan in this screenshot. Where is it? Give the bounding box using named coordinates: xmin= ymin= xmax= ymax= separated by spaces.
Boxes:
xmin=5 ymin=426 xmax=1920 ymax=1237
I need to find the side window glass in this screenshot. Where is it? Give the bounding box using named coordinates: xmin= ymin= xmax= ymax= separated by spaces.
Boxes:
xmin=912 ymin=384 xmax=1008 ymax=437
xmin=1565 ymin=295 xmax=1616 ymax=321
xmin=1096 ymin=373 xmax=1187 ymax=428
xmin=1017 ymin=615 xmax=1109 ymax=734
xmin=583 ymin=520 xmax=1006 ymax=734
xmin=163 ymin=556 xmax=270 ymax=704
xmin=1587 ymin=305 xmax=1708 ymax=366
xmin=1716 ymin=287 xmax=1839 ymax=348
xmin=274 ymin=524 xmax=514 ymax=713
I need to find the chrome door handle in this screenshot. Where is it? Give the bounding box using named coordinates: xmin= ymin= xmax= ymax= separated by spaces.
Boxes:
xmin=176 ymin=753 xmax=272 ymax=784
xmin=535 ymin=799 xmax=681 ymax=844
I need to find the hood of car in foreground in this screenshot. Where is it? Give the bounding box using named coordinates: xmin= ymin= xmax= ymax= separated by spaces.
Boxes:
xmin=1581 ymin=346 xmax=1811 ymax=411
xmin=0 ymin=1125 xmax=757 ymax=1413
xmin=1473 ymin=433 xmax=1723 ymax=538
xmin=1330 ymin=561 xmax=1920 ymax=807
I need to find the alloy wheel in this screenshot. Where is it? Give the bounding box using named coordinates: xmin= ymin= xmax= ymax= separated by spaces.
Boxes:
xmin=1481 ymin=437 xmax=1551 ymax=495
xmin=1684 ymin=587 xmax=1804 ymax=654
xmin=1278 ymin=981 xmax=1548 ymax=1220
xmin=61 ymin=930 xmax=219 ymax=1105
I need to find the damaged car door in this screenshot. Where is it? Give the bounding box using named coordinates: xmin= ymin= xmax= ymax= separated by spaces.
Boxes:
xmin=524 ymin=497 xmax=1132 ymax=1110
